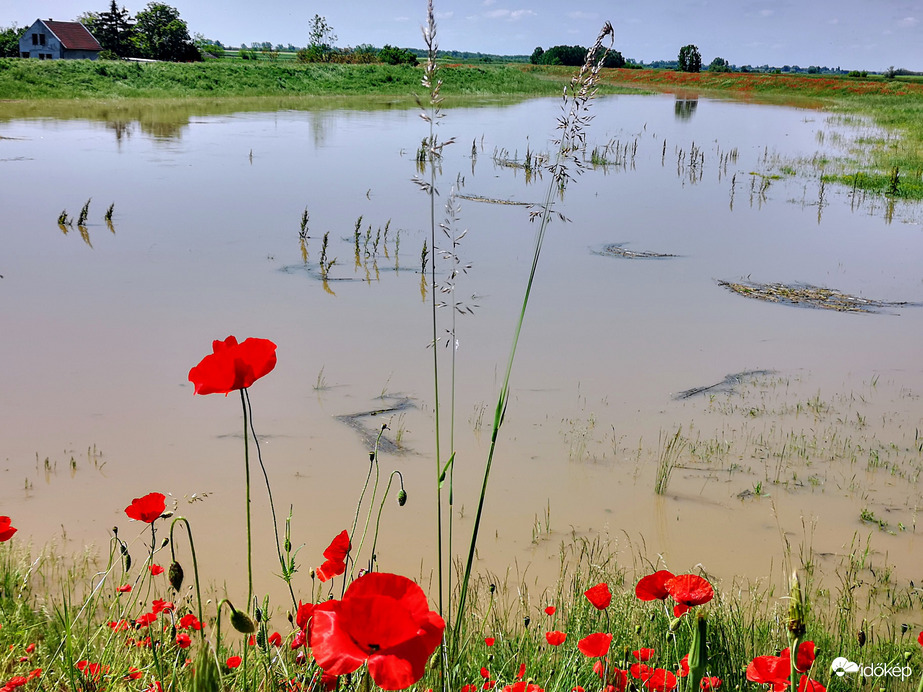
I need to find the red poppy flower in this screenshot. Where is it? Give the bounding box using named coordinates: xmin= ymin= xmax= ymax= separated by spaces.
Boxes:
xmin=516 ymin=664 xmax=526 ymax=680
xmin=316 ymin=530 xmax=351 ymax=583
xmin=544 ymin=606 xmax=556 ymax=615
xmin=918 ymin=631 xmax=923 ymax=647
xmin=175 ymin=633 xmax=191 ymax=649
xmin=136 ymin=612 xmax=157 ymax=628
xmin=545 ymin=631 xmax=567 ymax=646
xmin=644 ymin=669 xmax=677 ymax=692
xmin=701 ymin=677 xmax=722 ymax=690
xmin=577 ymin=633 xmax=612 ymax=658
xmin=780 ymin=642 xmax=815 ymax=673
xmin=4 ymin=677 xmax=28 ymax=691
xmin=310 ymin=572 xmax=445 ymax=690
xmin=664 ymin=574 xmax=713 ymax=614
xmin=296 ymin=601 xmax=315 ymax=630
xmin=584 ymin=582 xmax=612 ymax=610
xmin=188 ymin=336 xmax=277 ymax=395
xmin=179 ymin=614 xmax=202 ymax=630
xmin=480 ymin=668 xmax=490 ymax=679
xmin=149 ymin=565 xmax=164 ymax=576
xmin=633 ymin=648 xmax=655 ymax=661
xmin=226 ymin=656 xmax=242 ymax=669
xmin=677 ymin=655 xmax=689 ymax=678
xmin=291 ymin=630 xmax=306 ymax=649
xmin=125 ymin=667 xmax=143 ymax=681
xmin=630 ymin=664 xmax=652 ymax=681
xmin=116 ymin=584 xmax=132 ymax=593
xmin=484 ymin=637 xmax=495 ymax=647
xmin=125 ymin=493 xmax=166 ymax=524
xmin=0 ymin=517 xmax=17 ymax=542
xmin=152 ymin=599 xmax=174 ymax=614
xmin=269 ymin=631 xmax=283 ymax=647
xmin=502 ymin=683 xmax=543 ymax=692
xmin=462 ymin=685 xmax=478 ymax=692
xmin=635 ymin=571 xmax=674 ymax=601
xmin=797 ymin=677 xmax=824 ymax=692
xmin=746 ymin=655 xmax=790 ymax=690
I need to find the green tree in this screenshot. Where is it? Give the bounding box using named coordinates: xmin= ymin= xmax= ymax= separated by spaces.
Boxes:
xmin=708 ymin=56 xmax=729 ymax=72
xmin=678 ymin=44 xmax=702 ymax=72
xmin=530 ymin=46 xmax=544 ymax=64
xmin=0 ymin=23 xmax=26 ymax=57
xmin=302 ymin=14 xmax=336 ymax=61
xmin=91 ymin=1 xmax=135 ymax=57
xmin=133 ymin=2 xmax=200 ymax=61
xmin=378 ymin=44 xmax=417 ymax=65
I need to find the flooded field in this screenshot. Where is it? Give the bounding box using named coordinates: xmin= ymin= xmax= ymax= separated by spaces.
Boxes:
xmin=1 ymin=93 xmax=921 ymax=606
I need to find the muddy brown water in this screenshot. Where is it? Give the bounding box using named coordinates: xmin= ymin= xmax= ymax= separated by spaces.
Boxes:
xmin=1 ymin=94 xmax=921 ymax=609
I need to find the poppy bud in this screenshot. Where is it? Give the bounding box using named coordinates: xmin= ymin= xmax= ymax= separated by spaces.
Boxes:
xmin=160 ymin=537 xmax=170 ymax=549
xmin=169 ymin=561 xmax=184 ymax=592
xmin=523 ymin=616 xmax=530 ymax=627
xmin=669 ymin=617 xmax=682 ymax=632
xmin=230 ymin=606 xmax=257 ymax=634
xmin=112 ymin=526 xmax=119 ymax=537
xmin=255 ymin=608 xmax=263 ymax=623
xmin=398 ymin=489 xmax=408 ymax=506
xmin=287 ymin=612 xmax=294 ymax=625
xmin=285 ymin=537 xmax=292 ymax=553
xmin=857 ymin=629 xmax=866 ymax=647
xmin=489 ymin=584 xmax=496 ymax=593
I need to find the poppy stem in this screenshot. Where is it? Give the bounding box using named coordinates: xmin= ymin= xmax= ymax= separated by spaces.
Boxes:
xmin=369 ymin=470 xmax=404 ymax=567
xmin=240 ymin=388 xmax=253 ymax=609
xmin=169 ymin=516 xmax=204 ymax=637
xmin=244 ymin=388 xmax=297 ymax=611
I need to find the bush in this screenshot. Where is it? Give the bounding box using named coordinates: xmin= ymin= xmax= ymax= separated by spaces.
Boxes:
xmin=378 ymin=44 xmax=418 ymax=66
xmin=98 ymin=49 xmax=120 ymax=60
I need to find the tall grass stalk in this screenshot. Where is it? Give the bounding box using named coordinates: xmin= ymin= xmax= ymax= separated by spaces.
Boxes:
xmin=452 ymin=19 xmax=614 ymax=661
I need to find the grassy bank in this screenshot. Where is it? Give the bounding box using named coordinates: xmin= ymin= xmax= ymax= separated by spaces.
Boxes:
xmin=2 ymin=534 xmax=922 ymax=692
xmin=0 ymin=58 xmax=573 ymax=100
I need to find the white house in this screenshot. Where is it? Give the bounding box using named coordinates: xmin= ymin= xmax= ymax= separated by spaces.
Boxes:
xmin=19 ymin=19 xmax=102 ymax=60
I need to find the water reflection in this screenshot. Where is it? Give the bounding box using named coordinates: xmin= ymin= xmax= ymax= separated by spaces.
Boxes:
xmin=674 ymin=95 xmax=699 ymax=121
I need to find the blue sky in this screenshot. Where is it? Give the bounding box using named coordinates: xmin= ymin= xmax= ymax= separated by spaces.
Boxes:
xmin=8 ymin=0 xmax=921 ymax=70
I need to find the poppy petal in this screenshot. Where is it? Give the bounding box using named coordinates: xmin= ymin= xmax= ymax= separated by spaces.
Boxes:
xmin=584 ymin=582 xmax=612 ymax=610
xmin=577 ymin=633 xmax=612 ymax=658
xmin=635 ymin=571 xmax=674 ymax=601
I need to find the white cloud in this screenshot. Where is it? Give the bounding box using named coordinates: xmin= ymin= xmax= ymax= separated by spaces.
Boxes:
xmin=897 ymin=16 xmax=918 ymax=28
xmin=482 ymin=0 xmax=497 ymax=5
xmin=484 ymin=8 xmax=535 ymax=21
xmin=435 ymin=11 xmax=454 ymax=19
xmin=759 ymin=9 xmax=774 ymax=17
xmin=393 ymin=16 xmax=410 ymax=22
xmin=567 ymin=11 xmax=599 ymax=20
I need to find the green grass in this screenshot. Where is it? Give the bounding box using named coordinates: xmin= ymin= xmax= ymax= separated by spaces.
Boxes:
xmin=2 ymin=534 xmax=921 ymax=692
xmin=0 ymin=58 xmax=573 ymax=100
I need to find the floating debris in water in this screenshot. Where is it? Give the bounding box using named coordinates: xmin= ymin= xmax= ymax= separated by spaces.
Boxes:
xmin=595 ymin=243 xmax=677 ymax=259
xmin=718 ymin=280 xmax=921 ymax=314
xmin=457 ymin=194 xmax=530 ymax=206
xmin=674 ymin=369 xmax=775 ymax=400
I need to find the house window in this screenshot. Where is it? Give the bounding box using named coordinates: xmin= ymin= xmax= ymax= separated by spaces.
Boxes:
xmin=32 ymin=33 xmax=39 ymax=45
xmin=40 ymin=34 xmax=46 ymax=45
xmin=21 ymin=52 xmax=29 ymax=58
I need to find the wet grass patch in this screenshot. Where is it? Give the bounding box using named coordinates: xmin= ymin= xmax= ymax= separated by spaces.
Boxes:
xmin=595 ymin=243 xmax=678 ymax=259
xmin=717 ymin=280 xmax=922 ymax=313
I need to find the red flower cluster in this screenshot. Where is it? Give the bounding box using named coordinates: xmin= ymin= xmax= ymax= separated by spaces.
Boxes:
xmin=188 ymin=336 xmax=277 ymax=395
xmin=635 ymin=571 xmax=713 ymax=616
xmin=316 ymin=530 xmax=351 ymax=582
xmin=747 ymin=642 xmax=820 ymax=691
xmin=0 ymin=517 xmax=16 ymax=542
xmin=125 ymin=493 xmax=166 ymax=524
xmin=310 ymin=572 xmax=445 ymax=690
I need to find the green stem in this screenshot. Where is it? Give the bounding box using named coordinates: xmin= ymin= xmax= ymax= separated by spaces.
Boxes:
xmin=244 ymin=388 xmax=297 ymax=611
xmin=169 ymin=516 xmax=204 ymax=636
xmin=369 ymin=471 xmax=404 ymax=564
xmin=353 ymin=428 xmax=385 ymax=573
xmin=240 ymin=388 xmax=253 ymax=609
